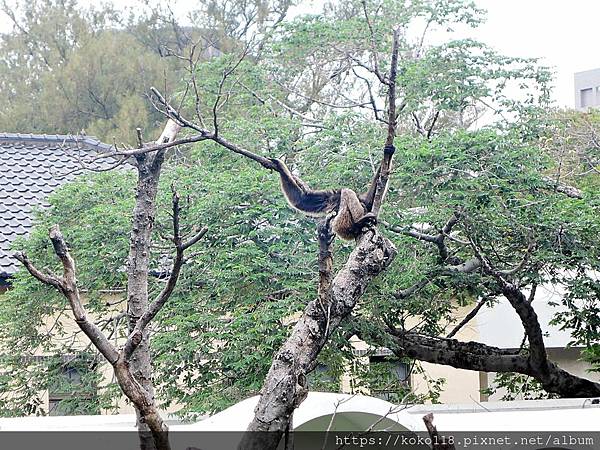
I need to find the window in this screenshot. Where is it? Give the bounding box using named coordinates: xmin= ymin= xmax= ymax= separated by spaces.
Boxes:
xmin=368 ymin=355 xmax=411 ymax=402
xmin=307 ymin=363 xmax=339 ymax=392
xmin=581 ymin=88 xmax=594 ymax=108
xmin=47 ymin=357 xmax=98 ymax=416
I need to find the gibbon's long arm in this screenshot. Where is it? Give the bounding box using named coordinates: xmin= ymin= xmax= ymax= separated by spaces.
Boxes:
xmin=269 ymin=158 xmax=340 ymax=217
xmin=358 ymin=165 xmax=381 ymax=211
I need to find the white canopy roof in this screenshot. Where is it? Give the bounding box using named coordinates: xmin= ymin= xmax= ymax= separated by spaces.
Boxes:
xmin=0 ymin=393 xmax=597 ymax=449
xmin=0 ymin=394 xmax=597 ymax=433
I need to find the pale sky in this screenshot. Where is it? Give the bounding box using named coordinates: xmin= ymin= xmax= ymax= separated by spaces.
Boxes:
xmin=0 ymin=0 xmax=597 ymax=108
xmin=465 ymin=0 xmax=599 ymax=108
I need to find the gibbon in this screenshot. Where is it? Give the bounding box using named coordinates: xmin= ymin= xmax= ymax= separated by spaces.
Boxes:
xmin=269 ymin=145 xmax=394 ymax=240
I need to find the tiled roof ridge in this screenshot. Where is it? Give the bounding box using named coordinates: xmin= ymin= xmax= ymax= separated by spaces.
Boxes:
xmin=0 ymin=132 xmax=114 ymax=152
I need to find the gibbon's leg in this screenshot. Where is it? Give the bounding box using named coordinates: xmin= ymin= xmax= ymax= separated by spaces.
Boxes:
xmin=359 ymin=144 xmax=396 ymax=212
xmin=331 ymin=188 xmax=376 ymax=240
xmin=359 ymin=165 xmax=381 ymax=211
xmin=323 ymin=211 xmax=337 ymax=246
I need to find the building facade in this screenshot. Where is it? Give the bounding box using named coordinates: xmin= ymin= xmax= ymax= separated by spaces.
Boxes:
xmin=574 ymin=68 xmax=600 ymax=110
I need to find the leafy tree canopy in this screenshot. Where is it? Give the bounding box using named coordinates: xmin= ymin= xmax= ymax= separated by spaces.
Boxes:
xmin=1 ymin=0 xmax=599 ymax=416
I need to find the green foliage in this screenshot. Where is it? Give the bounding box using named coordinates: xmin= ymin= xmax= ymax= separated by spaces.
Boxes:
xmin=45 ymin=354 xmax=103 ymax=416
xmin=483 ymin=373 xmax=560 ymax=402
xmin=0 ymin=0 xmax=175 ymax=144
xmin=354 ymin=355 xmax=412 ymax=403
xmin=151 ymin=149 xmax=321 ymax=415
xmin=0 ymin=171 xmax=135 ymax=415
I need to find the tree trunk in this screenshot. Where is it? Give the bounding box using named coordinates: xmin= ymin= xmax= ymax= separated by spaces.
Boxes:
xmin=239 ymin=228 xmax=397 ymax=450
xmin=114 ymin=358 xmax=170 ymax=450
xmin=126 ymin=121 xmax=179 ymax=450
xmin=127 ymin=150 xmax=169 ymax=450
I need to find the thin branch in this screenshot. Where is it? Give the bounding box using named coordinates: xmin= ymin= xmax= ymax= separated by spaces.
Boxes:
xmin=238 ymin=81 xmax=324 ymax=125
xmin=412 ymin=112 xmax=425 ymax=136
xmin=15 ymin=253 xmax=63 ymax=291
xmin=360 ymin=0 xmax=384 ymax=84
xmin=274 ymin=79 xmax=373 ymax=110
xmin=385 ymin=210 xmax=462 ymax=263
xmin=541 ymin=176 xmax=583 ymax=199
xmin=394 ymin=278 xmax=430 ymax=300
xmin=150 ymin=87 xmax=206 ymax=134
xmin=351 ymin=67 xmax=383 ymax=122
xmin=467 ymin=236 xmax=549 ymax=373
xmin=333 ymin=44 xmax=387 ymax=86
xmin=211 ymin=44 xmax=251 ymax=136
xmin=499 ymin=236 xmax=535 ymax=276
xmin=394 ymin=256 xmax=482 ymax=303
xmin=182 ymin=227 xmax=209 ymax=251
xmin=427 ymin=110 xmax=440 ymax=139
xmin=123 ymin=186 xmax=207 ymax=360
xmin=446 ymin=294 xmax=491 ymax=339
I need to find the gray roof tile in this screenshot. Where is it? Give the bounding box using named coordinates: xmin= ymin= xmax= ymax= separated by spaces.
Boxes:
xmin=0 ymin=133 xmax=118 ymax=278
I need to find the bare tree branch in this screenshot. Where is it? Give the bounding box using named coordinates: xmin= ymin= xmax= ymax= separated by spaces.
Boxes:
xmin=124 ymin=186 xmax=207 ymax=360
xmin=386 ymin=210 xmax=464 ymax=267
xmin=541 ymin=175 xmax=583 ymax=199
xmin=150 ymin=87 xmax=277 ymax=170
xmin=446 ymin=294 xmax=491 ymax=339
xmin=467 ymin=236 xmax=552 ymax=381
xmin=238 ymin=81 xmax=325 ymax=126
xmin=15 ymin=253 xmax=63 ymax=291
xmin=16 ymin=226 xmax=119 ymax=364
xmin=351 ymin=319 xmax=600 ymax=398
xmin=360 ymin=0 xmax=384 ymax=84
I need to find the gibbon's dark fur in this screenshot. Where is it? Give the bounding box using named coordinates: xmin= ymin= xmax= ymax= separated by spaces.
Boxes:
xmin=269 ymin=148 xmax=393 ymax=240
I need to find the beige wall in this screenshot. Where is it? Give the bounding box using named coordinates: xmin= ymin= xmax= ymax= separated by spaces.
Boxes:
xmin=0 ymin=289 xmax=182 ymax=416
xmin=345 ymin=304 xmax=486 ymax=403
xmin=410 ymin=303 xmax=487 ymax=403
xmin=547 ymin=347 xmax=598 ymax=380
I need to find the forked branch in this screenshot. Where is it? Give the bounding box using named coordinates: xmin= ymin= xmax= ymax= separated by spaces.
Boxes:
xmin=16 ymin=226 xmax=119 ymax=364
xmin=124 ymin=186 xmax=208 ymax=360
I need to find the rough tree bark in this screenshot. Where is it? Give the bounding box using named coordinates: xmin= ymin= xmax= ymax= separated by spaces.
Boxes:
xmin=15 ymin=120 xmax=209 ymax=450
xmin=238 ymin=228 xmax=397 ymax=450
xmin=126 ymin=122 xmax=179 ymax=450
xmin=235 ymin=28 xmax=401 ymax=450
xmin=384 ymin=330 xmax=600 ymax=397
